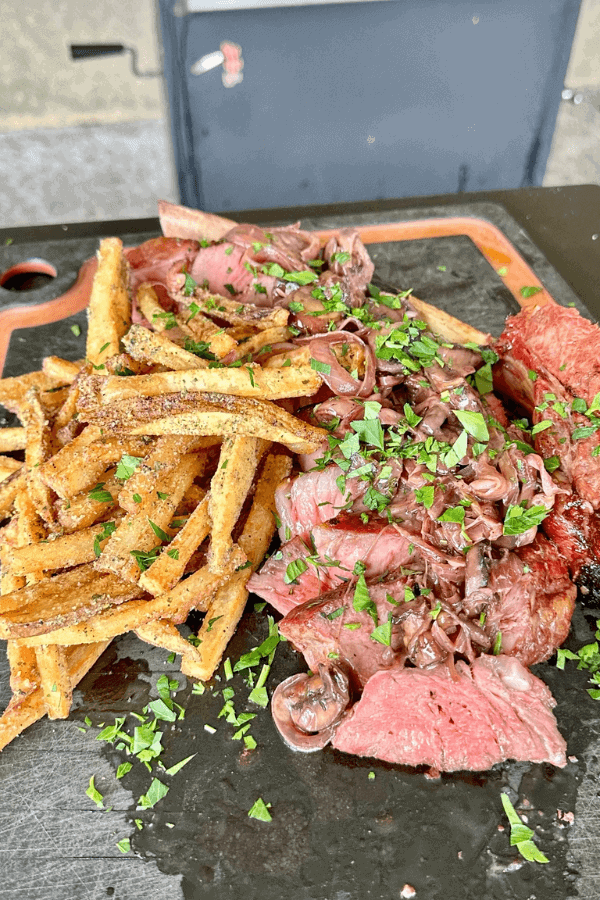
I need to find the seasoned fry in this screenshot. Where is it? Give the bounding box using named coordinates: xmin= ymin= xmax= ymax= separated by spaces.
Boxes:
xmin=208 ymin=436 xmax=269 ymax=574
xmin=0 ymin=456 xmax=22 ymax=482
xmin=56 ymin=470 xmax=120 ymax=532
xmin=35 ymin=645 xmax=72 ymax=719
xmin=408 ymin=295 xmax=490 ymax=346
xmin=135 ymin=619 xmax=203 ymax=665
xmin=7 ymin=642 xmax=39 ymax=696
xmin=137 ymin=283 xmax=176 ymax=333
xmin=118 ymin=435 xmax=209 ymax=514
xmin=229 ymin=326 xmax=290 ymax=361
xmin=0 ymin=641 xmax=110 ymax=751
xmin=0 ymin=564 xmax=144 ymax=638
xmin=19 ymin=551 xmax=244 ymax=647
xmin=184 ymin=289 xmax=289 ymax=330
xmin=95 ymin=452 xmax=204 ymax=583
xmin=265 ymin=341 xmax=365 ymax=375
xmin=40 ymin=430 xmax=154 ymax=499
xmin=0 ymin=370 xmax=64 ymax=418
xmin=82 ymin=392 xmax=326 ymax=454
xmin=86 ymin=237 xmax=131 ymax=366
xmin=8 ymin=522 xmax=115 ymax=576
xmin=0 ymin=427 xmax=26 ymax=452
xmin=122 ymin=323 xmax=209 ymax=370
xmin=42 ymin=356 xmax=84 ymax=383
xmin=23 ymin=389 xmax=56 ymax=527
xmin=86 ymin=364 xmax=321 ymax=406
xmin=139 ymin=495 xmax=210 ymax=595
xmin=182 ymin=451 xmax=292 ymax=681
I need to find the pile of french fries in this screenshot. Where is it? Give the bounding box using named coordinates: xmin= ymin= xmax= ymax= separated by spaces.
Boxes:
xmin=0 ymin=236 xmax=327 ymax=750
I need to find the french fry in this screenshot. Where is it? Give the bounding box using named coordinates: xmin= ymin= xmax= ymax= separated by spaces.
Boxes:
xmin=183 ymin=289 xmax=289 ymax=330
xmin=264 ymin=341 xmax=365 ymax=375
xmin=181 ymin=451 xmax=292 ymax=681
xmin=8 ymin=522 xmax=115 ymax=576
xmin=87 ymin=364 xmax=321 ymax=406
xmin=117 ymin=435 xmax=209 ymax=514
xmin=14 ymin=490 xmax=47 ymax=563
xmin=229 ymin=326 xmax=290 ymax=361
xmin=0 ymin=467 xmax=26 ymax=519
xmin=137 ymin=283 xmax=177 ymax=333
xmin=95 ymin=452 xmax=204 ymax=583
xmin=86 ymin=237 xmax=131 ymax=366
xmin=0 ymin=564 xmax=145 ymax=638
xmin=42 ymin=357 xmax=84 ymax=384
xmin=205 ymin=330 xmax=238 ymax=359
xmin=82 ymin=392 xmax=327 ymax=454
xmin=0 ymin=370 xmax=64 ymax=418
xmin=407 ymin=295 xmax=490 ymax=346
xmin=35 ymin=645 xmax=72 ymax=719
xmin=135 ymin=619 xmax=203 ymax=664
xmin=208 ymin=436 xmax=269 ymax=574
xmin=0 ymin=456 xmax=22 ymax=482
xmin=19 ymin=550 xmax=245 ymax=647
xmin=263 ymin=346 xmax=310 ymax=368
xmin=0 ymin=640 xmax=110 ymax=751
xmin=56 ymin=470 xmax=120 ymax=532
xmin=139 ymin=495 xmax=210 ymax=595
xmin=0 ymin=427 xmax=26 ymax=452
xmin=122 ymin=323 xmax=209 ymax=371
xmin=40 ymin=430 xmax=154 ymax=499
xmin=23 ymin=389 xmax=56 ymax=527
xmin=7 ymin=642 xmax=39 ymax=696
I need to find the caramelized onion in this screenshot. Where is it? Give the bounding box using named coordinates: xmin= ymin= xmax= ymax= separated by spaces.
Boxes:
xmin=271 ymin=664 xmax=351 ymax=752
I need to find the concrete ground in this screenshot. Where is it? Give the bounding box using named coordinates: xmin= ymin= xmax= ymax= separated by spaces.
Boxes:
xmin=0 ymin=0 xmax=599 ymax=227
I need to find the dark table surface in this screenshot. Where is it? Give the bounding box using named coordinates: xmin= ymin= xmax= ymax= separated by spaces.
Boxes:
xmin=1 ymin=185 xmax=600 ymax=900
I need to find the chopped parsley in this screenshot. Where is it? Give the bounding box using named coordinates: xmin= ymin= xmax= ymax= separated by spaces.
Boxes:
xmin=353 ymin=574 xmax=378 ymax=625
xmin=115 ymin=454 xmax=143 ymax=480
xmin=501 ymin=793 xmax=548 ymax=863
xmin=503 ymin=504 xmax=548 ymax=535
xmin=453 ymin=410 xmax=489 ymax=442
xmin=86 ymin=776 xmax=104 ymax=809
xmin=520 ymin=286 xmax=543 ymax=298
xmin=284 ymin=558 xmax=308 ymax=584
xmin=310 ymin=358 xmax=332 ymax=375
xmin=88 ymin=483 xmax=113 ymax=503
xmin=248 ymin=797 xmax=272 ymax=822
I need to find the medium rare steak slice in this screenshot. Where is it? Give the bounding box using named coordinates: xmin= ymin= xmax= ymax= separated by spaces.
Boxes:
xmin=483 ymin=535 xmax=576 ymax=666
xmin=127 ymin=237 xmax=199 ymax=310
xmin=494 ymin=337 xmax=600 ymax=508
xmin=279 ymin=578 xmax=409 ymax=688
xmin=543 ymin=493 xmax=600 ymax=593
xmin=275 ymin=466 xmax=367 ymax=541
xmin=188 ymin=243 xmax=278 ymax=306
xmin=331 ymin=655 xmax=567 ymax=771
xmin=248 ymin=516 xmax=465 ymax=616
xmin=497 ymin=304 xmax=600 ymax=404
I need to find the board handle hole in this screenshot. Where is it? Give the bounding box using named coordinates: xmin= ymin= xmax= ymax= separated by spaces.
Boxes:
xmin=0 ymin=259 xmax=57 ymax=292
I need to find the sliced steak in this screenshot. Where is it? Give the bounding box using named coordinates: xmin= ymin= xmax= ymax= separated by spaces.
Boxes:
xmin=483 ymin=535 xmax=576 ymax=666
xmin=248 ymin=516 xmax=464 ymax=616
xmin=543 ymin=493 xmax=600 ymax=592
xmin=188 ymin=243 xmax=278 ymax=306
xmin=331 ymin=655 xmax=567 ymax=771
xmin=494 ymin=338 xmax=600 ymax=508
xmin=279 ymin=578 xmax=409 ymax=688
xmin=127 ymin=237 xmax=199 ymax=310
xmin=224 ymin=222 xmax=321 ymax=270
xmin=497 ymin=304 xmax=600 ymax=404
xmin=275 ymin=466 xmax=367 ymax=541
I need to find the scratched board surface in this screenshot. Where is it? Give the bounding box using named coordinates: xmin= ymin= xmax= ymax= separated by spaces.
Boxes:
xmin=1 ymin=203 xmax=599 ymax=900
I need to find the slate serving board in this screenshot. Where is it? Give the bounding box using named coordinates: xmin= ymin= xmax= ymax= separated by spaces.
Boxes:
xmin=1 ymin=201 xmax=599 ymax=900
